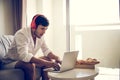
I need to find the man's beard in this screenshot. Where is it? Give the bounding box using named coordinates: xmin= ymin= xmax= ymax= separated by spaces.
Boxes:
xmin=34 ymin=31 xmax=42 ymax=38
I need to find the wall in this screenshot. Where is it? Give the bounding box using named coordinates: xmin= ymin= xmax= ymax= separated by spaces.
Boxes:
xmin=0 ymin=0 xmax=14 ymax=35
xmin=80 ymin=30 xmax=120 ymax=68
xmin=52 ymin=0 xmax=66 ymax=58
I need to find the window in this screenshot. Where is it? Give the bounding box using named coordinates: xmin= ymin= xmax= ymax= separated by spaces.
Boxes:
xmin=68 ymin=0 xmax=120 ymax=63
xmin=70 ymin=0 xmax=119 ymax=25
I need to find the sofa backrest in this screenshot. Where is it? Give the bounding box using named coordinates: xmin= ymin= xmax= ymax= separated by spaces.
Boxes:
xmin=0 ymin=35 xmax=14 ymax=59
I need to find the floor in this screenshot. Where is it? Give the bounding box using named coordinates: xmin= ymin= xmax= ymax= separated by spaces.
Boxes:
xmin=95 ymin=67 xmax=119 ymax=80
xmin=95 ymin=74 xmax=119 ymax=80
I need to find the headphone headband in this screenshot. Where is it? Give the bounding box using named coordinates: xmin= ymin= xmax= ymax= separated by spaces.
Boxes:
xmin=31 ymin=14 xmax=42 ymax=29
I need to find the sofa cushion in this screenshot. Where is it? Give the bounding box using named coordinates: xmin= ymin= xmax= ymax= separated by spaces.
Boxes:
xmin=0 ymin=35 xmax=14 ymax=69
xmin=0 ymin=69 xmax=25 ymax=80
xmin=0 ymin=35 xmax=14 ymax=59
xmin=0 ymin=68 xmax=41 ymax=80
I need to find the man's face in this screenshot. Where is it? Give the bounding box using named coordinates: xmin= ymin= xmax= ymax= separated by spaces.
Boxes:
xmin=34 ymin=25 xmax=48 ymax=38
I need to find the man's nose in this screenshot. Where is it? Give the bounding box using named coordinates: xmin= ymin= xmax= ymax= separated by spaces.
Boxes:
xmin=43 ymin=30 xmax=46 ymax=33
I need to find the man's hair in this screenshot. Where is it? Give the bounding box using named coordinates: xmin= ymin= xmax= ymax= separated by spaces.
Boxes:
xmin=35 ymin=15 xmax=49 ymax=28
xmin=31 ymin=14 xmax=49 ymax=29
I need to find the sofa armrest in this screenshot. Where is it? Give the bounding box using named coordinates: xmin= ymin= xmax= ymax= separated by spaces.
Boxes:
xmin=0 ymin=69 xmax=25 ymax=80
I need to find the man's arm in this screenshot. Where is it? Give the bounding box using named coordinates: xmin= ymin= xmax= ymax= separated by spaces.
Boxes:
xmin=30 ymin=57 xmax=55 ymax=68
xmin=30 ymin=57 xmax=61 ymax=70
xmin=30 ymin=57 xmax=55 ymax=67
xmin=47 ymin=52 xmax=61 ymax=64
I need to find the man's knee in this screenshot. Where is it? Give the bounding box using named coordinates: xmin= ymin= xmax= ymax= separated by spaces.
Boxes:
xmin=24 ymin=63 xmax=36 ymax=72
xmin=15 ymin=61 xmax=36 ymax=72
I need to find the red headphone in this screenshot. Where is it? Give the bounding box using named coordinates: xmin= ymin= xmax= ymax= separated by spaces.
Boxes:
xmin=31 ymin=14 xmax=42 ymax=29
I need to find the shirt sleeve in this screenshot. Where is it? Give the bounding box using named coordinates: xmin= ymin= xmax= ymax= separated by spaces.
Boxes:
xmin=40 ymin=37 xmax=52 ymax=56
xmin=15 ymin=33 xmax=33 ymax=62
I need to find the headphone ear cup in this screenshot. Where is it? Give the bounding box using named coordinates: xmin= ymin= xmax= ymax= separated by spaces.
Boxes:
xmin=31 ymin=15 xmax=39 ymax=29
xmin=31 ymin=20 xmax=36 ymax=29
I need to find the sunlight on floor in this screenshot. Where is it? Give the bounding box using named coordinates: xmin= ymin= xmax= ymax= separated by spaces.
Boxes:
xmin=95 ymin=74 xmax=119 ymax=80
xmin=95 ymin=67 xmax=119 ymax=80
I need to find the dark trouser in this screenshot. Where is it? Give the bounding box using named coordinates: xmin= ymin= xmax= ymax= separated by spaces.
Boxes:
xmin=41 ymin=66 xmax=50 ymax=80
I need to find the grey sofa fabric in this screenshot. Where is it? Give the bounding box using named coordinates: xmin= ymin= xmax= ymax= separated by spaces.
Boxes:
xmin=0 ymin=69 xmax=25 ymax=80
xmin=0 ymin=35 xmax=13 ymax=59
xmin=0 ymin=35 xmax=41 ymax=80
xmin=0 ymin=68 xmax=41 ymax=80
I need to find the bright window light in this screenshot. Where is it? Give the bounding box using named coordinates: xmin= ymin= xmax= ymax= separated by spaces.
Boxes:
xmin=69 ymin=0 xmax=120 ymax=59
xmin=70 ymin=0 xmax=119 ymax=25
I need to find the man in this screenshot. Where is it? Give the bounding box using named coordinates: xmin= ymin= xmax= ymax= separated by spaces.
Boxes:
xmin=4 ymin=14 xmax=61 ymax=80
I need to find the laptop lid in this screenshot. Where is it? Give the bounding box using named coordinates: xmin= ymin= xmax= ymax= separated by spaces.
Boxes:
xmin=59 ymin=51 xmax=79 ymax=72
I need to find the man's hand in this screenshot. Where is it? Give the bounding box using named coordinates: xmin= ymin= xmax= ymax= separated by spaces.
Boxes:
xmin=47 ymin=52 xmax=62 ymax=64
xmin=53 ymin=62 xmax=61 ymax=71
xmin=44 ymin=60 xmax=61 ymax=71
xmin=55 ymin=58 xmax=62 ymax=64
xmin=37 ymin=59 xmax=60 ymax=70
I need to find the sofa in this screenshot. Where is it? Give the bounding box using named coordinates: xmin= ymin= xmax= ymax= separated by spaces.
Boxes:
xmin=0 ymin=35 xmax=41 ymax=80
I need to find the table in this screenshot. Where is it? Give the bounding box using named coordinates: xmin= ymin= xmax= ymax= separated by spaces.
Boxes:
xmin=48 ymin=68 xmax=98 ymax=80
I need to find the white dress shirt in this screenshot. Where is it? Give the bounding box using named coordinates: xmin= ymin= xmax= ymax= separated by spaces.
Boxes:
xmin=5 ymin=27 xmax=51 ymax=62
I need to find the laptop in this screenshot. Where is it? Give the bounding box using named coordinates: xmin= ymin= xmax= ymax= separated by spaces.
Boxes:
xmin=44 ymin=51 xmax=79 ymax=73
